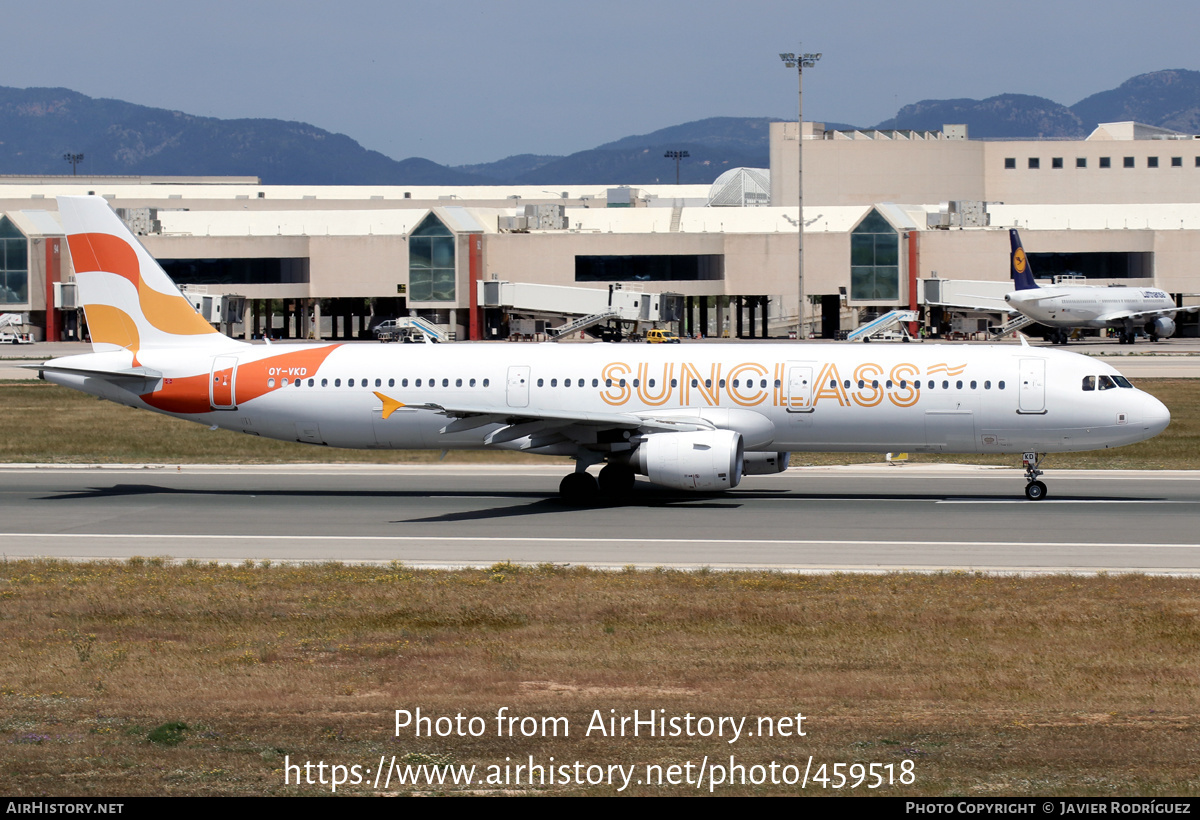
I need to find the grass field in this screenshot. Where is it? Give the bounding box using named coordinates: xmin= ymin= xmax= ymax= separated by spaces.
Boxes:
xmin=2 ymin=561 xmax=1199 ymax=796
xmin=1 ymin=379 xmax=1197 ymax=469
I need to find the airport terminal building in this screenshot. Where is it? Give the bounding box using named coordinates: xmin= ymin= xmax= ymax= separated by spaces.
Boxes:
xmin=2 ymin=119 xmax=1199 ymax=342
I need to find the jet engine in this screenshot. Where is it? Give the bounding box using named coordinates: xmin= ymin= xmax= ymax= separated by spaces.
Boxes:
xmin=633 ymin=430 xmax=744 ymax=491
xmin=742 ymin=452 xmax=790 ymax=475
xmin=1145 ymin=316 xmax=1176 ymax=340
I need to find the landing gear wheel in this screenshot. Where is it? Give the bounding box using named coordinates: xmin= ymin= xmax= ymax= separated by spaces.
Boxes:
xmin=597 ymin=463 xmax=635 ymax=497
xmin=558 ymin=471 xmax=598 ymax=504
xmin=1021 ymin=452 xmax=1047 ymax=501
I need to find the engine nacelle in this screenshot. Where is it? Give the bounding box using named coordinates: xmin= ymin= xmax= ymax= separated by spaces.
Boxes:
xmin=1145 ymin=316 xmax=1176 ymax=339
xmin=634 ymin=430 xmax=744 ymax=491
xmin=743 ymin=452 xmax=790 ymax=475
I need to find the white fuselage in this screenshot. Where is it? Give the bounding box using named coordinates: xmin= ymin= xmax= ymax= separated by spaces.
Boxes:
xmin=1005 ymin=286 xmax=1175 ymax=329
xmin=44 ymin=341 xmax=1169 ymax=457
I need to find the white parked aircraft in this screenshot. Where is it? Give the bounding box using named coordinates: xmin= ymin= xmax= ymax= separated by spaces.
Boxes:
xmin=35 ymin=197 xmax=1169 ymax=502
xmin=1005 ymin=229 xmax=1197 ymax=344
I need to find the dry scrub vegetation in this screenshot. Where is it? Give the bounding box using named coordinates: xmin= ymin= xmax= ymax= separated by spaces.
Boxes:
xmin=0 ymin=379 xmax=1196 ymax=469
xmin=2 ymin=560 xmax=1199 ymax=796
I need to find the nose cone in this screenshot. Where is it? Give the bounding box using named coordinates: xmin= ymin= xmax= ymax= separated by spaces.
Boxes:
xmin=1142 ymin=393 xmax=1171 ymax=438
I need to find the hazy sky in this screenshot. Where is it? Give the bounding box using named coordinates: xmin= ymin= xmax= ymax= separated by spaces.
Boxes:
xmin=3 ymin=0 xmax=1197 ymax=166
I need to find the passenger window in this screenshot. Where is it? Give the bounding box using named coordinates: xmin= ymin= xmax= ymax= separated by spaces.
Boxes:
xmin=999 ymin=381 xmax=1006 ymax=389
xmin=295 ymin=379 xmax=301 ymax=387
xmin=442 ymin=379 xmax=449 ymax=387
xmin=885 ymin=380 xmax=893 ymax=389
xmin=1082 ymin=376 xmax=1095 ymax=391
xmin=402 ymin=378 xmax=408 ymax=387
xmin=718 ymin=379 xmax=726 ymax=388
xmin=415 ymin=379 xmax=421 ymax=387
xmin=670 ymin=379 xmax=677 ymax=388
xmin=456 ymin=378 xmax=462 ymax=387
xmin=830 ymin=380 xmax=836 ymax=388
xmin=375 ymin=378 xmax=382 ymax=387
xmin=872 ymin=380 xmax=879 ymax=389
xmin=984 ymin=381 xmax=990 ymax=389
xmin=843 ymin=380 xmax=851 ymax=389
xmin=632 ymin=379 xmax=640 ymax=388
xmin=321 ymin=378 xmax=328 ymax=387
xmin=268 ymin=378 xmax=276 ymax=388
xmin=732 ymin=379 xmax=739 ymax=388
xmin=692 ymin=379 xmax=699 ymax=388
xmin=388 ymin=378 xmax=395 ymax=387
xmin=334 ymin=379 xmax=341 ymax=387
xmin=592 ymin=379 xmax=599 ymax=387
xmin=483 ymin=379 xmax=490 ymax=387
xmin=564 ymin=379 xmax=571 ymax=388
xmin=470 ymin=378 xmax=476 ymax=387
xmin=956 ymin=380 xmax=963 ymax=389
xmin=970 ymin=381 xmax=976 ymax=389
xmin=857 ymin=380 xmax=865 ymax=389
xmin=705 ymin=379 xmax=712 ymax=389
xmin=348 ymin=379 xmax=355 ymax=387
xmin=537 ymin=379 xmax=544 ymax=387
xmin=761 ymin=380 xmax=767 ymax=389
xmin=619 ymin=379 xmax=626 ymax=388
xmin=647 ymin=379 xmax=654 ymax=388
xmin=307 ymin=378 xmax=314 ymax=387
xmin=943 ymin=381 xmax=949 ymax=389
xmin=551 ymin=379 xmax=558 ymax=387
xmin=606 ymin=378 xmax=613 ymax=387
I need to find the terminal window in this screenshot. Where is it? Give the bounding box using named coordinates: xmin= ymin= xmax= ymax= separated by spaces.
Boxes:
xmin=1052 ymin=157 xmax=1063 ymax=169
xmin=408 ymin=213 xmax=456 ymax=302
xmin=1172 ymin=157 xmax=1182 ymax=167
xmin=1028 ymin=158 xmax=1040 ymax=169
xmin=850 ymin=209 xmax=900 ymax=302
xmin=0 ymin=217 xmax=28 ymax=305
xmin=1100 ymin=157 xmax=1111 ymax=168
xmin=1076 ymin=158 xmax=1087 ymax=168
xmin=1148 ymin=157 xmax=1159 ymax=168
xmin=1004 ymin=158 xmax=1016 ymax=169
xmin=1123 ymin=157 xmax=1135 ymax=168
xmin=575 ymin=254 xmax=724 ymax=282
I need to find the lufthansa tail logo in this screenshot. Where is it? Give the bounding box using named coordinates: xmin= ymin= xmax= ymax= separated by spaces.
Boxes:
xmin=1012 ymin=248 xmax=1027 ymax=274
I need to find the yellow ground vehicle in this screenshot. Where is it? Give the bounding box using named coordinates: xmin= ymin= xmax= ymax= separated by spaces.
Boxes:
xmin=645 ymin=329 xmax=682 ymax=344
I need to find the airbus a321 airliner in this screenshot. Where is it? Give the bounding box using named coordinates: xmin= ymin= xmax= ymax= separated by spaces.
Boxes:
xmin=35 ymin=196 xmax=1170 ymax=502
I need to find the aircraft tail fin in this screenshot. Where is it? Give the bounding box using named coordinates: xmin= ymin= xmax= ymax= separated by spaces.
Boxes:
xmin=1009 ymin=228 xmax=1038 ymax=291
xmin=56 ymin=195 xmax=241 ymax=355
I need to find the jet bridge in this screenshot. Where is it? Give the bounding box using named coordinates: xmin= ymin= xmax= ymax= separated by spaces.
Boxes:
xmin=479 ymin=280 xmax=680 ymax=341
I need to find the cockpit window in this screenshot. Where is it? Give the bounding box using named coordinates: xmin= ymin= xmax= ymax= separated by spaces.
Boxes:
xmin=1098 ymin=375 xmax=1117 ymax=391
xmin=1113 ymin=376 xmax=1133 ymax=389
xmin=1082 ymin=376 xmax=1095 ymax=391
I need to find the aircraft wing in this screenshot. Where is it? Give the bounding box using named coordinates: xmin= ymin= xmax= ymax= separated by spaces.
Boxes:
xmin=1097 ymin=305 xmax=1200 ymax=324
xmin=375 ymin=393 xmax=720 ymax=439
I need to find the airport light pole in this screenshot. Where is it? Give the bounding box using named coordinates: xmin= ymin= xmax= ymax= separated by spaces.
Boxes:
xmin=664 ymin=150 xmax=689 ymax=185
xmin=780 ymin=49 xmax=819 ymax=338
xmin=63 ymin=153 xmax=85 ymax=176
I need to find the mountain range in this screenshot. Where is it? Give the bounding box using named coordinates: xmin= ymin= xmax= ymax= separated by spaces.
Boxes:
xmin=2 ymin=70 xmax=1198 ymax=187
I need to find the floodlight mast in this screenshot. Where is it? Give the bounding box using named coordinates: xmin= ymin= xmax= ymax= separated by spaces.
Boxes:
xmin=664 ymin=150 xmax=689 ymax=185
xmin=779 ymin=50 xmax=820 ymax=338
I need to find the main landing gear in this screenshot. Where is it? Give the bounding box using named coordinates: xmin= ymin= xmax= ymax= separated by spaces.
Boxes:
xmin=1022 ymin=452 xmax=1047 ymax=501
xmin=558 ymin=462 xmax=636 ymax=504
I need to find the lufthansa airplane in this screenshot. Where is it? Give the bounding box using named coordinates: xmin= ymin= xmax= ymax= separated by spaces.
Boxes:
xmin=35 ymin=197 xmax=1170 ymax=502
xmin=1005 ymin=229 xmax=1197 ymax=344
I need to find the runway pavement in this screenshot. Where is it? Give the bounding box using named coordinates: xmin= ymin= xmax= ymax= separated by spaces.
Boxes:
xmin=2 ymin=464 xmax=1199 ymax=574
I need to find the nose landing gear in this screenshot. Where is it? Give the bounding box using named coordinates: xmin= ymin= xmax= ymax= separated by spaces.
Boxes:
xmin=1022 ymin=452 xmax=1047 ymax=500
